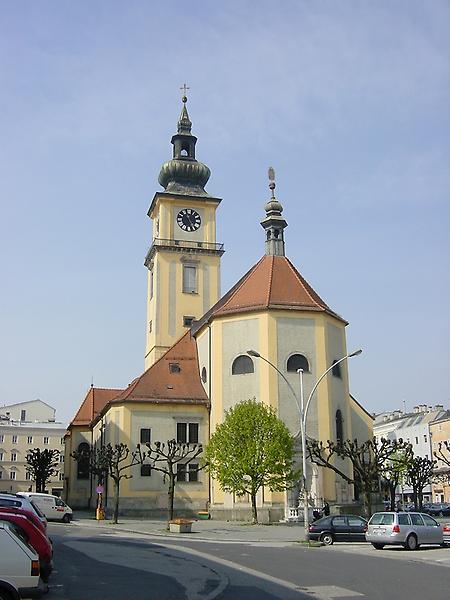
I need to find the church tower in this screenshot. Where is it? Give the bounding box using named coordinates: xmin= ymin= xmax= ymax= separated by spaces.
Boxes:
xmin=144 ymin=93 xmax=224 ymax=369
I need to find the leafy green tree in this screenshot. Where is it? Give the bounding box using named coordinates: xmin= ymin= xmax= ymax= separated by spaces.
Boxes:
xmin=307 ymin=437 xmax=411 ymax=517
xmin=71 ymin=443 xmax=140 ymax=524
xmin=26 ymin=448 xmax=60 ymax=493
xmin=138 ymin=440 xmax=204 ymax=528
xmin=204 ymin=399 xmax=297 ymax=524
xmin=381 ymin=448 xmax=413 ymax=510
xmin=405 ymin=456 xmax=436 ymax=510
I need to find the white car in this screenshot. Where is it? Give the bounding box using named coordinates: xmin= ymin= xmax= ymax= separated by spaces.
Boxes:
xmin=18 ymin=492 xmax=73 ymax=523
xmin=0 ymin=522 xmax=45 ymax=598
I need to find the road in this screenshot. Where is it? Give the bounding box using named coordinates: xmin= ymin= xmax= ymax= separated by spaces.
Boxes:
xmin=45 ymin=523 xmax=450 ymax=599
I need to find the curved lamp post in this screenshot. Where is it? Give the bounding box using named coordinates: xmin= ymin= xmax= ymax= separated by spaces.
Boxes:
xmin=247 ymin=348 xmax=362 ymax=539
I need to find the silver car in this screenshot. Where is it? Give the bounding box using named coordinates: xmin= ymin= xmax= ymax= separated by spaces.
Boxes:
xmin=366 ymin=511 xmax=443 ymax=550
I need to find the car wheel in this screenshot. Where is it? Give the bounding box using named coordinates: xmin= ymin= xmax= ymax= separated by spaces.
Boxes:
xmin=0 ymin=589 xmax=15 ymax=600
xmin=372 ymin=543 xmax=384 ymax=550
xmin=405 ymin=534 xmax=418 ymax=551
xmin=320 ymin=532 xmax=334 ymax=546
xmin=62 ymin=514 xmax=71 ymax=523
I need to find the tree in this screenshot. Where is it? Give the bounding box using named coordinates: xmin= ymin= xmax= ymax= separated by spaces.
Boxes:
xmin=380 ymin=449 xmax=413 ymax=510
xmin=26 ymin=448 xmax=60 ymax=492
xmin=138 ymin=440 xmax=204 ymax=528
xmin=307 ymin=437 xmax=411 ymax=517
xmin=71 ymin=443 xmax=140 ymax=524
xmin=204 ymin=399 xmax=297 ymax=524
xmin=405 ymin=456 xmax=436 ymax=510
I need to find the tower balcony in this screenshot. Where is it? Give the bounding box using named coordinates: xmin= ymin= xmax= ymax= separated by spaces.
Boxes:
xmin=144 ymin=237 xmax=225 ymax=267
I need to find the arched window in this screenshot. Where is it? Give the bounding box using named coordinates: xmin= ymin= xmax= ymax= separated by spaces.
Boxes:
xmin=76 ymin=442 xmax=90 ymax=480
xmin=336 ymin=410 xmax=343 ymax=444
xmin=287 ymin=354 xmax=309 ymax=373
xmin=201 ymin=367 xmax=207 ymax=383
xmin=332 ymin=360 xmax=342 ymax=378
xmin=232 ymin=355 xmax=254 ymax=375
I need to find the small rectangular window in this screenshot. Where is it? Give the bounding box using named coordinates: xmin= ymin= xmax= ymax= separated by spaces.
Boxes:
xmin=149 ymin=269 xmax=154 ymax=299
xmin=177 ymin=464 xmax=186 ymax=482
xmin=148 ymin=320 xmax=152 ymax=333
xmin=12 ymin=435 xmax=18 ymax=444
xmin=415 ymin=437 xmax=419 ymax=444
xmin=140 ymin=465 xmax=152 ymax=477
xmin=25 ymin=472 xmax=31 ymax=480
xmin=140 ymin=428 xmax=151 ymax=444
xmin=43 ymin=437 xmax=49 ymax=444
xmin=0 ymin=435 xmax=3 ymax=443
xmin=27 ymin=436 xmax=33 ymax=444
xmin=182 ymin=265 xmax=197 ymax=294
xmin=177 ymin=422 xmax=199 ymax=444
xmin=331 ymin=360 xmax=342 ymax=378
xmin=59 ymin=473 xmax=65 ymax=481
xmin=424 ymin=435 xmax=427 ymax=443
xmin=10 ymin=471 xmax=16 ymax=480
xmin=0 ymin=453 xmax=3 ymax=461
xmin=188 ymin=463 xmax=199 ymax=482
xmin=11 ymin=453 xmax=17 ymax=462
xmin=20 ymin=410 xmax=26 ymax=421
xmin=60 ymin=455 xmax=64 ymax=463
xmin=169 ymin=362 xmax=181 ymax=373
xmin=183 ymin=316 xmax=195 ymax=328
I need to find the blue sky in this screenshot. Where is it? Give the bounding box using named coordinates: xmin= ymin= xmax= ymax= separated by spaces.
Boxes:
xmin=0 ymin=1 xmax=449 ymax=424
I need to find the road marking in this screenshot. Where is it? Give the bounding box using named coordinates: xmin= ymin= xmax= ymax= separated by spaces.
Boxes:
xmin=299 ymin=586 xmax=363 ymax=599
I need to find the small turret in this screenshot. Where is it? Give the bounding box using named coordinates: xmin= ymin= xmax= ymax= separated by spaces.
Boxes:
xmin=260 ymin=167 xmax=288 ymax=256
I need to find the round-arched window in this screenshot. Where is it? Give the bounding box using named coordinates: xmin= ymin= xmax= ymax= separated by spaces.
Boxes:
xmin=201 ymin=367 xmax=207 ymax=383
xmin=76 ymin=442 xmax=90 ymax=480
xmin=232 ymin=355 xmax=254 ymax=375
xmin=336 ymin=409 xmax=344 ymax=444
xmin=286 ymin=354 xmax=309 ymax=373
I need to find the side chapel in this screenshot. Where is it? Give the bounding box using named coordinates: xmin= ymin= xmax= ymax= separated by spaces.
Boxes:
xmin=64 ymin=95 xmax=373 ymax=520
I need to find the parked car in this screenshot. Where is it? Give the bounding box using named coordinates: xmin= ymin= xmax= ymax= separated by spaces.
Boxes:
xmin=0 ymin=494 xmax=47 ymax=531
xmin=423 ymin=503 xmax=450 ymax=517
xmin=0 ymin=522 xmax=44 ymax=598
xmin=0 ymin=512 xmax=53 ymax=582
xmin=443 ymin=523 xmax=450 ymax=545
xmin=18 ymin=493 xmax=72 ymax=523
xmin=0 ymin=505 xmax=47 ymax=537
xmin=366 ymin=511 xmax=443 ymax=550
xmin=308 ymin=514 xmax=368 ymax=545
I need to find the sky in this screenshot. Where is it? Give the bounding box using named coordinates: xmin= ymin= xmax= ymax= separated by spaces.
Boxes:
xmin=0 ymin=1 xmax=449 ymax=425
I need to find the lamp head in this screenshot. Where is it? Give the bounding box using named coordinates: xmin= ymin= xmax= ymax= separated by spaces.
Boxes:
xmin=247 ymin=350 xmax=260 ymax=358
xmin=349 ymin=349 xmax=363 ymax=357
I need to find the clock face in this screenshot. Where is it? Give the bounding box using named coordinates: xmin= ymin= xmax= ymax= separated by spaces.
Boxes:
xmin=176 ymin=208 xmax=201 ymax=232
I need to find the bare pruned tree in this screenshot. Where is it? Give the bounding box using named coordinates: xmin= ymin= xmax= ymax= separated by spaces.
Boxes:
xmin=406 ymin=456 xmax=436 ymax=510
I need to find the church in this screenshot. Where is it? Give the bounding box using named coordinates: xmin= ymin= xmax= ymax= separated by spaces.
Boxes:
xmin=64 ymin=94 xmax=373 ymax=521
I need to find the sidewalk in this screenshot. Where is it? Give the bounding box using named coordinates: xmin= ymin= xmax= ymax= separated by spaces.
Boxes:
xmin=71 ymin=511 xmax=307 ymax=543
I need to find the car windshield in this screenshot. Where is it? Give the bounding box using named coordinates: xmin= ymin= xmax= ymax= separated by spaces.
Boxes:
xmin=369 ymin=513 xmax=394 ymax=525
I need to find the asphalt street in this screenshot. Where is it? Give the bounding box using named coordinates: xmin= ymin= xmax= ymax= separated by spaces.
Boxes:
xmin=45 ymin=522 xmax=450 ymax=600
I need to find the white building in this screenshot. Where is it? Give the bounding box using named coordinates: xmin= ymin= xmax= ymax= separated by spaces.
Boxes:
xmin=0 ymin=400 xmax=66 ymax=494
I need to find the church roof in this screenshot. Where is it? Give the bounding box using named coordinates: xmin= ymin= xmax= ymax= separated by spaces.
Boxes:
xmin=69 ymin=387 xmax=123 ymax=428
xmin=104 ymin=331 xmax=209 ymax=410
xmin=193 ymin=255 xmax=347 ymax=333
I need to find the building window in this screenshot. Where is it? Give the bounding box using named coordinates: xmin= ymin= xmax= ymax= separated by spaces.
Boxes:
xmin=177 ymin=463 xmax=199 ymax=482
xmin=149 ymin=269 xmax=154 ymax=299
xmin=201 ymin=367 xmax=207 ymax=383
xmin=286 ymin=354 xmax=309 ymax=373
xmin=0 ymin=453 xmax=3 ymax=461
xmin=12 ymin=435 xmax=18 ymax=444
xmin=0 ymin=471 xmax=3 ymax=479
xmin=60 ymin=455 xmax=64 ymax=463
xmin=177 ymin=423 xmax=199 ymax=444
xmin=140 ymin=428 xmax=151 ymax=444
xmin=76 ymin=442 xmax=90 ymax=480
xmin=140 ymin=465 xmax=152 ymax=477
xmin=424 ymin=435 xmax=427 ymax=443
xmin=20 ymin=410 xmax=26 ymax=421
xmin=232 ymin=355 xmax=254 ymax=375
xmin=336 ymin=410 xmax=344 ymax=444
xmin=415 ymin=437 xmax=419 ymax=444
xmin=43 ymin=437 xmax=49 ymax=445
xmin=26 ymin=472 xmax=31 ymax=480
xmin=61 ymin=437 xmax=65 ymax=445
xmin=169 ymin=362 xmax=181 ymax=373
xmin=11 ymin=453 xmax=17 ymax=462
xmin=0 ymin=435 xmax=3 ymax=443
xmin=183 ymin=316 xmax=195 ymax=328
xmin=10 ymin=471 xmax=16 ymax=480
xmin=59 ymin=473 xmax=64 ymax=481
xmin=148 ymin=320 xmax=152 ymax=333
xmin=27 ymin=436 xmax=33 ymax=444
xmin=331 ymin=360 xmax=342 ymax=378
xmin=182 ymin=265 xmax=197 ymax=294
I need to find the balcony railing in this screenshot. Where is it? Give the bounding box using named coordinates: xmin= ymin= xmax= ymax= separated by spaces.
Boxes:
xmin=144 ymin=237 xmax=225 ymax=265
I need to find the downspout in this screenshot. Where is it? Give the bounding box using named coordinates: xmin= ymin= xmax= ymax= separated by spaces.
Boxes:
xmin=207 ymin=323 xmax=212 ymax=511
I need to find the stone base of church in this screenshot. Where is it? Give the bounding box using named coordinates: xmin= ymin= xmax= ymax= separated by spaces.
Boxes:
xmin=209 ymin=505 xmax=285 ymax=523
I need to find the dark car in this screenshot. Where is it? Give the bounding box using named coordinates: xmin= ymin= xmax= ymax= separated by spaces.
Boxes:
xmin=308 ymin=514 xmax=368 ymax=545
xmin=423 ymin=503 xmax=450 ymax=517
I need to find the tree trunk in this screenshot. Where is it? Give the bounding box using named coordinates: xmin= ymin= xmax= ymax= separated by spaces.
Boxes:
xmin=112 ymin=479 xmax=120 ymax=524
xmin=363 ymin=489 xmax=372 ymax=519
xmin=417 ymin=488 xmax=423 ymax=510
xmin=251 ymin=492 xmax=258 ymax=524
xmin=167 ymin=474 xmax=175 ymax=529
xmin=413 ymin=490 xmax=418 ymax=510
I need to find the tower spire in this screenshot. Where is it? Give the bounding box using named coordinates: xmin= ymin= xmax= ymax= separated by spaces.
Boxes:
xmin=260 ymin=167 xmax=288 ymax=256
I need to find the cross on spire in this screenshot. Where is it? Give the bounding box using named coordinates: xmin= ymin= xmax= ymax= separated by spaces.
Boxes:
xmin=180 ymin=83 xmax=190 ymax=102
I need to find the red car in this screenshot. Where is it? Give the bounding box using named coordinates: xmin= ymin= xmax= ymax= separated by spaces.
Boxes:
xmin=0 ymin=504 xmax=47 ymax=535
xmin=0 ymin=512 xmax=53 ymax=582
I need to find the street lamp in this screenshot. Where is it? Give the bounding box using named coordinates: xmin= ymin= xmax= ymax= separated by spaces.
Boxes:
xmin=247 ymin=348 xmax=362 ymax=539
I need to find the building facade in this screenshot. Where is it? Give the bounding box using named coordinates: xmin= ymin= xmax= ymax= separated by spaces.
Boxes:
xmin=0 ymin=400 xmax=66 ymax=494
xmin=430 ymin=414 xmax=450 ymax=503
xmin=64 ymin=96 xmax=373 ymax=520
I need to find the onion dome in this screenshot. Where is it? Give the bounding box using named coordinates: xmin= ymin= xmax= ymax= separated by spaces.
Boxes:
xmin=158 ymin=95 xmax=211 ymax=196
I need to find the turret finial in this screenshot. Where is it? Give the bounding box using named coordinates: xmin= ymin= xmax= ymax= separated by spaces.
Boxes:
xmin=180 ymin=83 xmax=190 ymax=104
xmin=261 ymin=166 xmax=288 ymax=256
xmin=268 ymin=167 xmax=276 ymax=199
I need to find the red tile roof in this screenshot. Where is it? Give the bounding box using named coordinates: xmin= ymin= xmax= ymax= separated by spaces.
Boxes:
xmin=104 ymin=331 xmax=209 ymax=410
xmin=69 ymin=387 xmax=123 ymax=428
xmin=193 ymin=255 xmax=346 ymax=331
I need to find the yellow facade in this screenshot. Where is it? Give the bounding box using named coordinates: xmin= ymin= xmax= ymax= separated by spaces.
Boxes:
xmin=430 ymin=416 xmax=450 ymax=503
